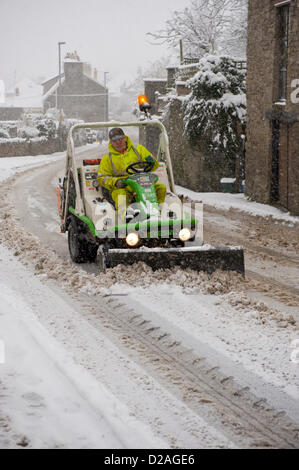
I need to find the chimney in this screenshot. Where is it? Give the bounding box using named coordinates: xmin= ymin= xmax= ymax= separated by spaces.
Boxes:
xmin=64 ymin=60 xmax=84 ymax=86
xmin=83 ymin=63 xmax=92 ymax=77
xmin=93 ymin=68 xmax=98 ymax=81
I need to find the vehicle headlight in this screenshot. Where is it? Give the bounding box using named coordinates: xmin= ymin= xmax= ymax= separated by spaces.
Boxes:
xmin=126 ymin=232 xmax=140 ymax=247
xmin=179 ymin=228 xmax=191 ymax=242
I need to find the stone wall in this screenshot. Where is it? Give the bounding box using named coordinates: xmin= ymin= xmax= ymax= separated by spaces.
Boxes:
xmin=162 ymin=98 xmax=235 ymax=192
xmin=0 ymin=138 xmax=61 ymax=158
xmin=246 ymin=0 xmax=299 ymax=214
xmin=139 ymin=79 xmax=168 ymax=157
xmin=0 ymin=107 xmax=24 ymax=121
xmin=286 ymin=0 xmax=299 ymax=215
xmin=162 ymin=98 xmax=204 ymax=191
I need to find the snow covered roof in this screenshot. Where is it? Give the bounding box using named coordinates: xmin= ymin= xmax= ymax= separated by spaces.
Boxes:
xmin=64 ymin=58 xmax=82 ymax=63
xmin=42 ymin=77 xmax=65 ymax=102
xmin=41 ymin=74 xmax=61 ymax=86
xmin=4 ymin=78 xmax=43 ymax=108
xmin=143 ymin=78 xmax=167 ymax=82
xmin=42 ymin=67 xmax=105 ymax=98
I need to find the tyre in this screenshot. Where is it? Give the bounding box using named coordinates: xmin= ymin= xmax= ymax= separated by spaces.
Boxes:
xmin=68 ymin=216 xmax=98 ymax=263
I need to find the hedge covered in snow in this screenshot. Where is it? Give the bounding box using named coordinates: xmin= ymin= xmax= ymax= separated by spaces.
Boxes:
xmin=0 ymin=111 xmax=88 ymax=157
xmin=183 ymin=55 xmax=246 ymax=160
xmin=0 ymin=114 xmax=85 ymax=140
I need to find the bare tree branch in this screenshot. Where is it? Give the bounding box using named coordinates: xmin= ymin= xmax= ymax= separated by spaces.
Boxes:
xmin=147 ymin=0 xmax=248 ymax=58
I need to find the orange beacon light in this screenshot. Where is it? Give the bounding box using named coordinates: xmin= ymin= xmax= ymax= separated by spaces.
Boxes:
xmin=138 ymin=94 xmax=151 ymax=112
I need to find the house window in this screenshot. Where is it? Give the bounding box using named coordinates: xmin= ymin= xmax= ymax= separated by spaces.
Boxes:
xmin=278 ymin=5 xmax=290 ymax=101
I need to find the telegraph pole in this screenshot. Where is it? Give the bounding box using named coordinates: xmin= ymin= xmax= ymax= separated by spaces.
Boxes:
xmin=104 ymin=71 xmax=109 ymax=121
xmin=103 ymin=72 xmax=109 ymax=139
xmin=58 ymin=41 xmax=66 ymax=150
xmin=179 ymin=39 xmax=184 ymax=65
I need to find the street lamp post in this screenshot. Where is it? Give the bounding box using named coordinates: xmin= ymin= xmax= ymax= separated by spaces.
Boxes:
xmin=104 ymin=71 xmax=109 ymax=120
xmin=103 ymin=72 xmax=109 ymax=138
xmin=58 ymin=41 xmax=66 ymax=115
xmin=58 ymin=41 xmax=66 ymax=150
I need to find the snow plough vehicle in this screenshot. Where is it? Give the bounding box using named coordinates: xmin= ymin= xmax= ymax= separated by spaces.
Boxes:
xmin=57 ymin=116 xmax=245 ymax=275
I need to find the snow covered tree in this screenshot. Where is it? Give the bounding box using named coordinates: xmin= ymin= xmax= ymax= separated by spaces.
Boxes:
xmin=183 ymin=55 xmax=246 ymax=164
xmin=0 ymin=128 xmax=10 ymax=139
xmin=121 ymin=56 xmax=173 ymax=117
xmin=129 ymin=56 xmax=171 ymax=91
xmin=35 ymin=118 xmax=56 ymax=139
xmin=148 ymin=0 xmax=248 ymax=59
xmin=220 ymin=0 xmax=248 ymax=57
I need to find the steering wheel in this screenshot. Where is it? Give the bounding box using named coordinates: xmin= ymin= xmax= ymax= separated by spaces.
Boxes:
xmin=126 ymin=160 xmax=154 ymax=175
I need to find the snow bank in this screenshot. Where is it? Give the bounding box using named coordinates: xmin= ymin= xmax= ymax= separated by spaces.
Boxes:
xmin=0 ymin=137 xmax=26 ymax=144
xmin=177 ymin=186 xmax=299 ymax=225
xmin=0 ymin=153 xmax=65 ymax=182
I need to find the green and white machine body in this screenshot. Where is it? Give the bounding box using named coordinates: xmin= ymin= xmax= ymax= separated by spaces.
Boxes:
xmin=58 ymin=119 xmax=245 ymax=275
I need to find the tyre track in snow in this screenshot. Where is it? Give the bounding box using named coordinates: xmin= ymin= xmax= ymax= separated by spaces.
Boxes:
xmin=245 ymin=270 xmax=299 ymax=299
xmin=1 ymin=154 xmax=298 ymax=448
xmin=202 ymin=207 xmax=299 ymax=270
xmin=85 ymin=294 xmax=299 ymax=449
xmin=194 ymin=205 xmax=299 ymax=306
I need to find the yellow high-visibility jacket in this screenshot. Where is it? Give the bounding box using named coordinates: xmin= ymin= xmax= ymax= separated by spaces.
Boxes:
xmin=97 ymin=136 xmax=159 ymax=191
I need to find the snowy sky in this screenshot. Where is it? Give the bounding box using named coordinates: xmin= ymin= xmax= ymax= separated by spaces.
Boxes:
xmin=0 ymin=0 xmax=190 ymax=92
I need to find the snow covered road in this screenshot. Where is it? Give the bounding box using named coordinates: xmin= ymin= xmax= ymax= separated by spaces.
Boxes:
xmin=0 ymin=148 xmax=299 ymax=448
xmin=0 ymin=150 xmax=167 ymax=448
xmin=0 ymin=245 xmax=148 ymax=449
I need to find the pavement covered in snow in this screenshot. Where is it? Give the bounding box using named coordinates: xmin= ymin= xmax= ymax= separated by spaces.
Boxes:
xmin=0 ymin=152 xmax=298 ymax=449
xmin=177 ymin=186 xmax=299 ymax=225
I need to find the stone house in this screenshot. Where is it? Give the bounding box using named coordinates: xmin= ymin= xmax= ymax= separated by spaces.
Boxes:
xmin=42 ymin=55 xmax=108 ymax=123
xmin=246 ymin=0 xmax=299 ymax=215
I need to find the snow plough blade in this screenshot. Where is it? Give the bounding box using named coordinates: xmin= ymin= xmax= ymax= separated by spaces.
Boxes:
xmin=105 ymin=246 xmax=245 ymax=276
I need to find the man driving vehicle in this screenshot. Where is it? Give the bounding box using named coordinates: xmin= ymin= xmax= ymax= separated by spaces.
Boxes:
xmin=96 ymin=127 xmax=166 ymax=220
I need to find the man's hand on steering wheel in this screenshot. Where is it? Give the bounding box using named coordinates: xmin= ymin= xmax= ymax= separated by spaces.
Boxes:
xmin=126 ymin=160 xmax=155 ymax=175
xmin=145 ymin=155 xmax=155 ymax=164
